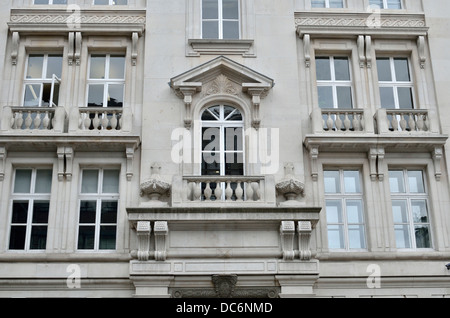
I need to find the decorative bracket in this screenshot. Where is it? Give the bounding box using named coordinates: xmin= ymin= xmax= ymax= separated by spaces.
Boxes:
xmin=303 ymin=34 xmax=311 ymax=68
xmin=368 ymin=147 xmax=385 ymax=181
xmin=358 ymin=35 xmax=366 ymax=68
xmin=0 ymin=146 xmax=6 ymax=181
xmin=154 ymin=221 xmax=169 ymax=261
xmin=309 ymin=146 xmax=319 ymax=181
xmin=298 ymin=221 xmax=312 ymax=260
xmin=136 ymin=221 xmax=151 ymax=261
xmin=11 ymin=32 xmax=19 ymax=65
xmin=242 ymin=84 xmax=270 ymax=129
xmin=68 ymin=32 xmax=74 ymax=65
xmin=366 ymin=35 xmax=372 ymax=68
xmin=75 ymin=32 xmax=82 ymax=66
xmin=56 ymin=146 xmax=74 ymax=181
xmin=417 ymin=35 xmax=426 ymax=69
xmin=433 ymin=147 xmax=443 ymax=181
xmin=131 ymin=32 xmax=138 ymax=66
xmin=126 ymin=144 xmax=137 ymax=181
xmin=280 ymin=221 xmax=296 ymax=260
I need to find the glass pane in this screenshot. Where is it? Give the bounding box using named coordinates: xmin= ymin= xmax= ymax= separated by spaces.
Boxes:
xmin=348 ymin=225 xmax=366 ymax=249
xmin=223 ymin=21 xmax=239 ymax=39
xmin=107 ymin=84 xmax=124 ymax=107
xmin=397 ymin=87 xmax=414 ymax=109
xmin=26 ymin=55 xmax=44 ymax=79
xmin=369 ymin=0 xmax=383 ymax=8
xmin=202 ymin=127 xmax=220 ymax=151
xmin=12 ymin=201 xmax=29 ymax=223
xmin=389 ymin=170 xmax=405 ymax=193
xmin=337 ymin=86 xmax=353 ymax=109
xmin=327 ymin=224 xmax=344 ymax=249
xmin=324 ymin=170 xmax=340 ymax=193
xmin=334 ymin=57 xmax=350 ymax=81
xmin=78 ymin=226 xmax=95 ymax=249
xmin=89 ymin=55 xmax=106 ymax=79
xmin=326 ymin=200 xmax=343 ymax=223
xmin=408 ymin=170 xmax=425 ymax=193
xmin=109 ymin=56 xmax=125 ymax=79
xmin=94 ymin=0 xmax=109 ymax=4
xmin=202 ymin=0 xmax=218 ymax=19
xmin=202 ymin=21 xmax=219 ymax=39
xmin=103 ymin=170 xmax=120 ymax=193
xmin=226 ymin=109 xmax=242 ymax=121
xmin=87 ymin=84 xmax=104 ymax=107
xmin=35 ymin=169 xmax=52 ymax=193
xmin=202 ymin=156 xmax=220 ymax=175
xmin=52 ymin=0 xmax=67 ymax=4
xmin=411 ymin=200 xmax=428 ymax=223
xmin=32 ymin=201 xmax=50 ymax=223
xmin=223 ymin=0 xmax=239 ymax=19
xmin=14 ymin=169 xmax=32 ymax=193
xmin=99 ymin=226 xmax=116 ymax=249
xmin=30 ymin=226 xmax=47 ymax=249
xmin=202 ymin=109 xmax=218 ymax=120
xmin=318 ymin=86 xmax=333 ymax=108
xmin=9 ymin=226 xmax=26 ymax=250
xmin=347 ymin=200 xmax=364 ymax=223
xmin=81 ymin=170 xmax=99 ymax=193
xmin=114 ymin=0 xmax=127 ymax=4
xmin=394 ymin=58 xmax=410 ymax=81
xmin=415 ymin=225 xmax=430 ymax=248
xmin=42 ymin=82 xmax=59 ymax=107
xmin=225 ymin=127 xmax=243 ymax=151
xmin=34 ymin=0 xmax=49 ymax=3
xmin=79 ymin=201 xmax=97 ymax=223
xmin=101 ymin=201 xmax=118 ymax=223
xmin=394 ymin=224 xmax=411 ymax=248
xmin=330 ymin=0 xmax=344 ymax=8
xmin=316 ymin=57 xmax=331 ymax=81
xmin=46 ymin=55 xmax=63 ymax=79
xmin=24 ymin=84 xmax=42 ymax=107
xmin=392 ymin=200 xmax=408 ymax=223
xmin=380 ymin=87 xmax=395 ymax=108
xmin=343 ymin=170 xmax=361 ymax=193
xmin=225 ymin=153 xmax=244 ymax=175
xmin=387 ymin=0 xmax=402 ymax=9
xmin=377 ymin=58 xmax=392 ymax=81
xmin=311 ymin=0 xmax=325 ymax=8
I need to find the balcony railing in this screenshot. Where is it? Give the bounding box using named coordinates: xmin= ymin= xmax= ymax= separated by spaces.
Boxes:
xmin=375 ymin=108 xmax=440 ymax=134
xmin=1 ymin=106 xmax=66 ymax=132
xmin=77 ymin=107 xmax=123 ymax=131
xmin=311 ymin=108 xmax=373 ymax=134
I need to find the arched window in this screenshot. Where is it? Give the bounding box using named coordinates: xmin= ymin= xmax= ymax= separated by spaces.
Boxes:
xmin=201 ymin=105 xmax=244 ymax=176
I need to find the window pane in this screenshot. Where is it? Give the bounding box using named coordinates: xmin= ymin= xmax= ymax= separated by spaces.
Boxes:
xmin=78 ymin=226 xmax=95 ymax=249
xmin=12 ymin=201 xmax=29 ymax=223
xmin=9 ymin=226 xmax=26 ymax=250
xmin=14 ymin=169 xmax=32 ymax=193
xmin=327 ymin=224 xmax=344 ymax=249
xmin=334 ymin=57 xmax=350 ymax=81
xmin=392 ymin=200 xmax=408 ymax=223
xmin=408 ymin=170 xmax=425 ymax=193
xmin=343 ymin=171 xmax=361 ymax=193
xmin=394 ymin=58 xmax=410 ymax=81
xmin=103 ymin=170 xmax=120 ymax=193
xmin=225 ymin=153 xmax=243 ymax=175
xmin=35 ymin=169 xmax=52 ymax=193
xmin=114 ymin=0 xmax=127 ymax=4
xmin=317 ymin=86 xmax=333 ymax=108
xmin=46 ymin=55 xmax=63 ymax=79
xmin=202 ymin=109 xmax=218 ymax=120
xmin=411 ymin=200 xmax=428 ymax=223
xmin=79 ymin=201 xmax=97 ymax=223
xmin=52 ymin=0 xmax=67 ymax=4
xmin=26 ymin=55 xmax=44 ymax=79
xmin=30 ymin=226 xmax=47 ymax=249
xmin=316 ymin=57 xmax=331 ymax=81
xmin=87 ymin=84 xmax=105 ymax=107
xmin=415 ymin=225 xmax=430 ymax=248
xmin=324 ymin=170 xmax=340 ymax=193
xmin=223 ymin=0 xmax=239 ymax=19
xmin=109 ymin=56 xmax=125 ymax=79
xmin=24 ymin=84 xmax=42 ymax=107
xmin=389 ymin=170 xmax=405 ymax=193
xmin=99 ymin=226 xmax=116 ymax=249
xmin=32 ymin=201 xmax=50 ymax=223
xmin=387 ymin=0 xmax=401 ymax=9
xmin=202 ymin=0 xmax=218 ymax=19
xmin=380 ymin=87 xmax=395 ymax=108
xmin=397 ymin=87 xmax=414 ymax=109
xmin=223 ymin=21 xmax=240 ymax=39
xmin=107 ymin=84 xmax=124 ymax=107
xmin=225 ymin=127 xmax=243 ymax=151
xmin=34 ymin=0 xmax=49 ymax=3
xmin=347 ymin=200 xmax=364 ymax=223
xmin=369 ymin=0 xmax=383 ymax=8
xmin=330 ymin=0 xmax=344 ymax=8
xmin=311 ymin=0 xmax=325 ymax=8
xmin=326 ymin=200 xmax=343 ymax=223
xmin=376 ymin=58 xmax=392 ymax=81
xmin=394 ymin=224 xmax=411 ymax=248
xmin=89 ymin=56 xmax=106 ymax=79
xmin=94 ymin=0 xmax=109 ymax=4
xmin=203 ymin=21 xmax=219 ymax=39
xmin=101 ymin=201 xmax=118 ymax=223
xmin=81 ymin=170 xmax=99 ymax=193
xmin=336 ymin=86 xmax=353 ymax=109
xmin=348 ymin=225 xmax=366 ymax=249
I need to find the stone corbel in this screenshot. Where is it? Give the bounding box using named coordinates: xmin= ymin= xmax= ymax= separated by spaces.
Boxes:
xmin=68 ymin=32 xmax=74 ymax=65
xmin=154 ymin=221 xmax=169 ymax=261
xmin=365 ymin=35 xmax=372 ymax=68
xmin=75 ymin=32 xmax=82 ymax=66
xmin=242 ymin=84 xmax=270 ymax=129
xmin=56 ymin=146 xmax=74 ymax=181
xmin=432 ymin=147 xmax=443 ymax=181
xmin=174 ymin=84 xmax=202 ymax=129
xmin=65 ymin=147 xmax=73 ymax=181
xmin=298 ymin=221 xmax=312 ymax=260
xmin=303 ymin=34 xmax=311 ymax=68
xmin=358 ymin=35 xmax=366 ymax=68
xmin=136 ymin=221 xmax=151 ymax=261
xmin=0 ymin=146 xmax=6 ymax=181
xmin=57 ymin=146 xmax=65 ymax=181
xmin=11 ymin=32 xmax=19 ymax=65
xmin=131 ymin=32 xmax=138 ymax=66
xmin=368 ymin=147 xmax=385 ymax=181
xmin=417 ymin=36 xmax=426 ymax=69
xmin=280 ymin=221 xmax=295 ymax=260
xmin=309 ymin=146 xmax=319 ymax=181
xmin=126 ymin=144 xmax=137 ymax=181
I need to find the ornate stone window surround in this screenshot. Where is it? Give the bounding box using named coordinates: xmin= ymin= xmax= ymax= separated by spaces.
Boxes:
xmin=186 ymin=0 xmax=256 ymax=57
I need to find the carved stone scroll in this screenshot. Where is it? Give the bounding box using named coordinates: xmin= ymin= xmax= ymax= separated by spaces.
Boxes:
xmin=136 ymin=221 xmax=151 ymax=261
xmin=154 ymin=221 xmax=169 ymax=261
xmin=298 ymin=221 xmax=312 ymax=260
xmin=280 ymin=221 xmax=296 ymax=260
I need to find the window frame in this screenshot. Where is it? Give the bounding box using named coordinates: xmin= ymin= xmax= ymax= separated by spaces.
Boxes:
xmin=33 ymin=0 xmax=67 ymax=4
xmin=369 ymin=0 xmax=402 ymax=9
xmin=93 ymin=0 xmax=128 ymax=5
xmin=311 ymin=0 xmax=344 ymax=9
xmin=201 ymin=0 xmax=241 ymax=40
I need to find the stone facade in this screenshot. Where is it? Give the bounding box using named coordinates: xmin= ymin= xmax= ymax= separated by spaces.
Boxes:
xmin=0 ymin=0 xmax=449 ymax=298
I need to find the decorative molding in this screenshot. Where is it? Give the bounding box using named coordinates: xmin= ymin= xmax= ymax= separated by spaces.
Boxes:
xmin=74 ymin=32 xmax=82 ymax=66
xmin=154 ymin=221 xmax=169 ymax=261
xmin=136 ymin=221 xmax=151 ymax=261
xmin=298 ymin=221 xmax=312 ymax=261
xmin=131 ymin=32 xmax=138 ymax=66
xmin=303 ymin=34 xmax=311 ymax=67
xmin=11 ymin=32 xmax=19 ymax=65
xmin=417 ymin=35 xmax=426 ymax=69
xmin=280 ymin=221 xmax=296 ymax=260
xmin=188 ymin=39 xmax=255 ymax=57
xmin=358 ymin=35 xmax=365 ymax=68
xmin=432 ymin=147 xmax=443 ymax=181
xmin=276 ymin=163 xmax=305 ymax=203
xmin=0 ymin=146 xmax=6 ymax=181
xmin=139 ymin=162 xmax=171 ymax=201
xmin=68 ymin=32 xmax=74 ymax=65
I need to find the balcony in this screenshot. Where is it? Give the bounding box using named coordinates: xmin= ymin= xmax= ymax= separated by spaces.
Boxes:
xmin=1 ymin=106 xmax=66 ymax=133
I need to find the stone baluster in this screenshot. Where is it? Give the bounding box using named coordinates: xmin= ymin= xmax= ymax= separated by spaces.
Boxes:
xmin=24 ymin=111 xmax=32 ymax=129
xmin=15 ymin=111 xmax=23 ymax=129
xmin=417 ymin=113 xmax=425 ymax=131
xmin=252 ymin=182 xmax=261 ymax=201
xmin=215 ymin=181 xmax=223 ymax=201
xmin=246 ymin=181 xmax=254 ymax=201
xmin=204 ymin=181 xmax=212 ymax=201
xmin=33 ymin=111 xmax=41 ymax=129
xmin=235 ymin=182 xmax=243 ymax=201
xmin=101 ymin=112 xmax=109 ymax=129
xmin=335 ymin=112 xmax=342 ymax=131
xmin=352 ymin=112 xmax=360 ymax=131
xmin=326 ymin=112 xmax=333 ymax=130
xmin=399 ymin=113 xmax=407 ymax=131
xmin=343 ymin=112 xmax=351 ymax=131
xmin=193 ymin=181 xmax=202 ymax=201
xmin=110 ymin=111 xmax=118 ymax=130
xmin=225 ymin=182 xmax=233 ymax=200
xmin=408 ymin=112 xmax=416 ymax=131
xmin=43 ymin=111 xmax=50 ymax=129
xmin=92 ymin=112 xmax=100 ymax=130
xmin=391 ymin=113 xmax=399 ymax=131
xmin=83 ymin=111 xmax=91 ymax=130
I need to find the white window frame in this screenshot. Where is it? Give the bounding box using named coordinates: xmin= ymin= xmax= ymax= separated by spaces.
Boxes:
xmin=8 ymin=168 xmax=52 ymax=251
xmin=311 ymin=0 xmax=344 ymax=8
xmin=323 ymin=168 xmax=367 ymax=251
xmin=369 ymin=0 xmax=402 ymax=9
xmin=389 ymin=169 xmax=432 ymax=250
xmin=201 ymin=0 xmax=241 ymax=40
xmin=93 ymin=0 xmax=128 ymax=5
xmin=34 ymin=0 xmax=67 ymax=4
xmin=77 ymin=168 xmax=120 ymax=251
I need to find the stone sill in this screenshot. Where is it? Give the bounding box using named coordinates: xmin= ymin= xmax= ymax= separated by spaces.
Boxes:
xmin=187 ymin=39 xmax=255 ymax=57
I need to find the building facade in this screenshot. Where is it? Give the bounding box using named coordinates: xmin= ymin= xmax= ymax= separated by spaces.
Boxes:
xmin=0 ymin=0 xmax=449 ymax=297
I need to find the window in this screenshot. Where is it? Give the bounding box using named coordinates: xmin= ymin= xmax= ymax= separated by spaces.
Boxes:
xmin=77 ymin=169 xmax=120 ymax=250
xmin=34 ymin=0 xmax=67 ymax=4
xmin=376 ymin=57 xmax=414 ymax=109
xmin=312 ymin=0 xmax=344 ymax=8
xmin=9 ymin=168 xmax=53 ymax=250
xmin=87 ymin=54 xmax=125 ymax=107
xmin=369 ymin=0 xmax=401 ymax=9
xmin=316 ymin=56 xmax=353 ymax=109
xmin=324 ymin=169 xmax=366 ymax=250
xmin=389 ymin=169 xmax=431 ymax=249
xmin=93 ymin=0 xmax=127 ymax=4
xmin=202 ymin=0 xmax=240 ymax=39
xmin=23 ymin=54 xmax=62 ymax=107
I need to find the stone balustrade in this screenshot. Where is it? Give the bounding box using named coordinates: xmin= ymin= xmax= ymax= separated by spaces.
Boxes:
xmin=76 ymin=107 xmax=123 ymax=131
xmin=1 ymin=106 xmax=66 ymax=132
xmin=375 ymin=108 xmax=440 ymax=134
xmin=311 ymin=108 xmax=372 ymax=134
